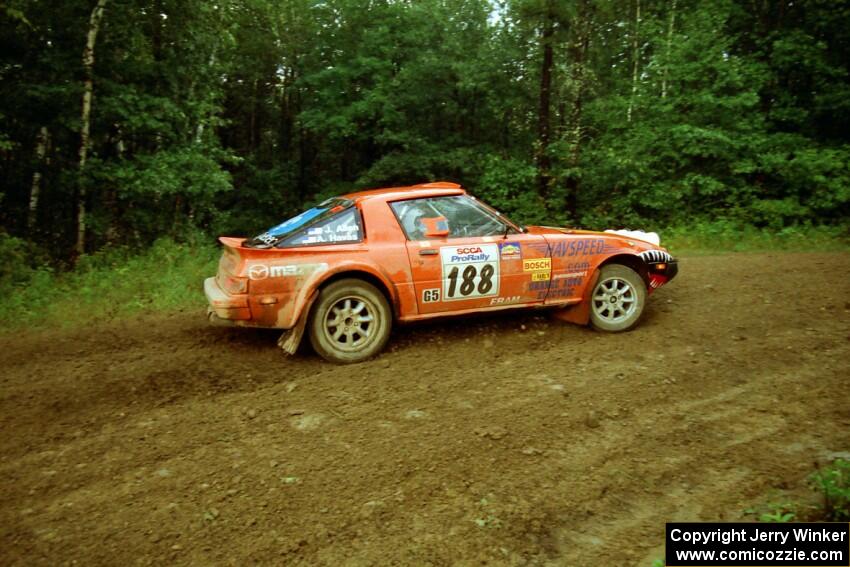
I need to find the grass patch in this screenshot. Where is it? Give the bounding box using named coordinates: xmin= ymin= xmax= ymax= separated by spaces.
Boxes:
xmin=0 ymin=238 xmax=219 ymax=331
xmin=661 ymin=222 xmax=850 ymax=255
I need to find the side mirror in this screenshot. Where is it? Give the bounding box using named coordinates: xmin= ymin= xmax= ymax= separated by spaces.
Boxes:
xmin=421 ymin=216 xmax=449 ymax=238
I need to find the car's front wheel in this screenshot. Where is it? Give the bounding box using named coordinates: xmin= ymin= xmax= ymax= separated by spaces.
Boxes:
xmin=589 ymin=264 xmax=647 ymax=332
xmin=308 ymin=278 xmax=392 ymax=363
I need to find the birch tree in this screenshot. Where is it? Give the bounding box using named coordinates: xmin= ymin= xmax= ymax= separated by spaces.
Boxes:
xmin=27 ymin=126 xmax=49 ymax=232
xmin=74 ymin=0 xmax=108 ymax=258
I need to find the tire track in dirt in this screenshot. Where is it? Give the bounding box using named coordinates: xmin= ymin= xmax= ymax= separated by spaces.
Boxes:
xmin=0 ymin=252 xmax=848 ymax=565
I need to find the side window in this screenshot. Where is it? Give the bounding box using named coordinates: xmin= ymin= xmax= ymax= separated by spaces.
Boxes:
xmin=278 ymin=207 xmax=362 ymax=247
xmin=391 ymin=196 xmax=505 ymax=240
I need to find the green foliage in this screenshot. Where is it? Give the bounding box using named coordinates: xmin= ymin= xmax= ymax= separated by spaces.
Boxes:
xmin=0 ymin=238 xmax=218 ymax=329
xmin=661 ymin=222 xmax=850 ymax=254
xmin=743 ymin=500 xmax=797 ymax=523
xmin=0 ymin=0 xmax=849 ymax=267
xmin=0 ymin=232 xmax=50 ymax=288
xmin=759 ymin=507 xmax=796 ymax=523
xmin=475 ymin=155 xmax=549 ymax=226
xmin=810 ymin=459 xmax=850 ymax=522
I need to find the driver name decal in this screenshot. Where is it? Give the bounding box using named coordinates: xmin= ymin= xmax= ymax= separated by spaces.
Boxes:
xmin=440 ymin=244 xmax=500 ymax=300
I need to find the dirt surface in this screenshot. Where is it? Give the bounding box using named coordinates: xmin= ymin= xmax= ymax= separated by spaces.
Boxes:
xmin=1 ymin=252 xmax=849 ymax=566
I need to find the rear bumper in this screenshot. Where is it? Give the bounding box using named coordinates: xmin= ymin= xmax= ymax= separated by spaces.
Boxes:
xmin=204 ymin=277 xmax=251 ymax=321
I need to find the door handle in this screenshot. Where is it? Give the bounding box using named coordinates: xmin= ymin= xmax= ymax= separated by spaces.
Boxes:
xmin=418 ymin=249 xmax=438 ymax=256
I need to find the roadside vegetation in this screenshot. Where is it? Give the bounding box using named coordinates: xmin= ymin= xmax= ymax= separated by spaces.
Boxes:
xmin=0 ymin=234 xmax=217 ymax=330
xmin=746 ymin=458 xmax=850 ymax=523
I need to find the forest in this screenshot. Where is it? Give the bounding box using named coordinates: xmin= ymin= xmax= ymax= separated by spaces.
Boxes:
xmin=1 ymin=0 xmax=849 ymax=268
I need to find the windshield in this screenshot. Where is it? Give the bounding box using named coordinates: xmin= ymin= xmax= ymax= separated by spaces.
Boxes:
xmin=244 ymin=197 xmax=354 ymax=248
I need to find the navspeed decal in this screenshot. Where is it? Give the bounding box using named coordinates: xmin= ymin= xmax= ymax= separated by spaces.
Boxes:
xmin=440 ymin=244 xmax=499 ymax=300
xmin=527 ymin=238 xmax=618 ymax=258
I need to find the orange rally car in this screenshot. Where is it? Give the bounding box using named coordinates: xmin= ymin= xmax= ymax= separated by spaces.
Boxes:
xmin=205 ymin=182 xmax=678 ymax=363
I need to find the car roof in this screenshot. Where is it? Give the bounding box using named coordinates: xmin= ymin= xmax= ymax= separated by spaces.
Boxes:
xmin=344 ymin=181 xmax=466 ymax=203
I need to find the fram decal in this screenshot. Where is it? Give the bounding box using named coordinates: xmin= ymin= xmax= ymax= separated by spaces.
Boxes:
xmin=522 ymin=258 xmax=552 ymax=272
xmin=490 ymin=296 xmax=521 ymax=306
xmin=550 ymin=239 xmax=606 ymax=258
xmin=499 ymin=242 xmax=522 ymax=259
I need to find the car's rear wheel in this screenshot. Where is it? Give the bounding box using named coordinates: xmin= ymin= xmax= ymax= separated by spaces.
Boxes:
xmin=589 ymin=264 xmax=646 ymax=332
xmin=308 ymin=278 xmax=392 ymax=363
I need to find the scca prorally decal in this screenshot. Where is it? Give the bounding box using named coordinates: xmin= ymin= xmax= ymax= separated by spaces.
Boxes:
xmin=639 ymin=250 xmax=674 ymax=263
xmin=440 ymin=244 xmax=500 ymax=300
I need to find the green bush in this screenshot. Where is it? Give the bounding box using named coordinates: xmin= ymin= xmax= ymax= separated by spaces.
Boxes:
xmin=810 ymin=459 xmax=850 ymax=521
xmin=0 ymin=237 xmax=219 ymax=330
xmin=660 ymin=221 xmax=850 ymax=254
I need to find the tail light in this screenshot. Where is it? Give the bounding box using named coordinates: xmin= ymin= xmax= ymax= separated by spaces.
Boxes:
xmin=219 ymin=274 xmax=248 ymax=294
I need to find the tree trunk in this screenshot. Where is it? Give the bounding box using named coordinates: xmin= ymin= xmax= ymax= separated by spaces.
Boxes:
xmin=661 ymin=0 xmax=677 ymax=99
xmin=566 ymin=0 xmax=591 ymax=220
xmin=536 ymin=5 xmax=555 ymax=199
xmin=75 ymin=0 xmax=108 ymax=259
xmin=28 ymin=126 xmax=49 ymax=233
xmin=627 ymin=0 xmax=640 ymax=122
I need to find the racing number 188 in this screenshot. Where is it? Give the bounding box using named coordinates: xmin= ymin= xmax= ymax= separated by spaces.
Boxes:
xmin=446 ymin=264 xmax=494 ymax=298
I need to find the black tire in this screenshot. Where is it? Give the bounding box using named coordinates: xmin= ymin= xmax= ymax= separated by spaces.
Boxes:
xmin=308 ymin=278 xmax=392 ymax=363
xmin=589 ymin=264 xmax=647 ymax=332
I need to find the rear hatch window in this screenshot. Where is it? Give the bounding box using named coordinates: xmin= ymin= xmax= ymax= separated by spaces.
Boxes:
xmin=244 ymin=198 xmax=360 ymax=248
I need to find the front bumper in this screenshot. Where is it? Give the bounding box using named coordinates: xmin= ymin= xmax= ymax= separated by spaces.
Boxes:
xmin=204 ymin=277 xmax=251 ymax=321
xmin=661 ymin=261 xmax=678 ymax=281
xmin=647 ymin=259 xmax=678 ymax=291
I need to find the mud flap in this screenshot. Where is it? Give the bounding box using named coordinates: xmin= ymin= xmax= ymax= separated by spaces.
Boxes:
xmin=550 ymin=270 xmax=600 ymax=326
xmin=277 ymin=290 xmax=319 ymax=355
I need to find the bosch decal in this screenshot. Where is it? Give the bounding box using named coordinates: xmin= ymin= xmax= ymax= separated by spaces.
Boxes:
xmin=523 ymin=258 xmax=552 ymax=272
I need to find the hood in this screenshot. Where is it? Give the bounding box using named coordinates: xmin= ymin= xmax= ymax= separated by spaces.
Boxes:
xmin=524 ymin=226 xmax=666 ymax=250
